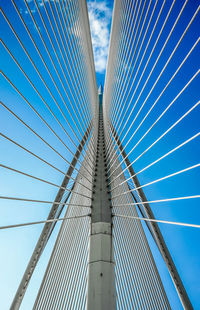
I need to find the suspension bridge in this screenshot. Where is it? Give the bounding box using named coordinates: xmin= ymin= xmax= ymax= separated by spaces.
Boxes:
xmin=0 ymin=0 xmax=200 ymax=309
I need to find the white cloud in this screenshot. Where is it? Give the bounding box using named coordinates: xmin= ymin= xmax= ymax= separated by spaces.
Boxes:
xmin=87 ymin=1 xmax=112 ymax=73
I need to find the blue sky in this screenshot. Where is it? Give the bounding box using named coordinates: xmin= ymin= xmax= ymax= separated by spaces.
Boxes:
xmin=0 ymin=0 xmax=200 ymax=309
xmin=87 ymin=0 xmax=114 ymax=86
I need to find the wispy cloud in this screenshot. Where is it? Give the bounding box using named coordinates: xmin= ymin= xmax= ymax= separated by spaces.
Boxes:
xmin=87 ymin=1 xmax=112 ymax=73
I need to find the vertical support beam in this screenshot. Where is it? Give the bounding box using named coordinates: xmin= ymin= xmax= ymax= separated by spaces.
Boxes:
xmin=110 ymin=124 xmax=193 ymax=310
xmin=11 ymin=124 xmax=92 ymax=310
xmin=86 ymin=89 xmax=116 ymax=310
xmin=87 ymin=222 xmax=116 ymax=310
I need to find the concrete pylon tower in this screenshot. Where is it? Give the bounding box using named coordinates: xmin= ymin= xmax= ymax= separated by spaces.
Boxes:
xmin=98 ymin=84 xmax=103 ymax=94
xmin=86 ymin=86 xmax=116 ymax=310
